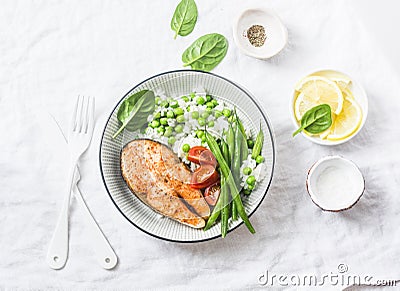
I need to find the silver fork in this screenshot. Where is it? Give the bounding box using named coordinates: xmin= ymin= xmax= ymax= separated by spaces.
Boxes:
xmin=46 ymin=96 xmax=95 ymax=270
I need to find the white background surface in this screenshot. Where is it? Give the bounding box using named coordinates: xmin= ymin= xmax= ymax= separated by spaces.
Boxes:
xmin=1 ymin=0 xmax=399 ymax=290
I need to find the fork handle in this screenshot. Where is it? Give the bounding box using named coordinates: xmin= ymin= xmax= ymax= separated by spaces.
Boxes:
xmin=46 ymin=161 xmax=77 ymax=270
xmin=73 ymin=183 xmax=118 ymax=269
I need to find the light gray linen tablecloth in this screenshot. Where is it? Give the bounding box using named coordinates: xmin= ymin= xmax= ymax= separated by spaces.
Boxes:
xmin=1 ymin=0 xmax=399 ymax=290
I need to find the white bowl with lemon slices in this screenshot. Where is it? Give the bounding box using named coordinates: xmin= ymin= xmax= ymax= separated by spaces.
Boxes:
xmin=291 ymin=70 xmax=368 ymax=145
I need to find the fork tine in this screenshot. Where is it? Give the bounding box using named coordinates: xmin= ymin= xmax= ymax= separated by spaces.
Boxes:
xmin=87 ymin=97 xmax=95 ymax=134
xmin=75 ymin=96 xmax=85 ymax=132
xmin=70 ymin=95 xmax=80 ymax=131
xmin=82 ymin=96 xmax=90 ymax=133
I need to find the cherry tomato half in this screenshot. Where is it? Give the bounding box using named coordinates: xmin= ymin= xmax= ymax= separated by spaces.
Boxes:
xmin=187 ymin=146 xmax=217 ymax=166
xmin=204 ymin=183 xmax=221 ymax=206
xmin=190 ymin=164 xmax=219 ymax=189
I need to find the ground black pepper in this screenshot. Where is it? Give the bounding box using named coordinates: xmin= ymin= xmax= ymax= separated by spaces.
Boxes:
xmin=247 ymin=25 xmax=266 ymax=47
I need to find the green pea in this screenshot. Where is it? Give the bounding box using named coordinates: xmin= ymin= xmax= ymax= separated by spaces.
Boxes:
xmin=174 ymin=107 xmax=184 ymax=116
xmin=166 ymin=110 xmax=175 ymax=118
xmin=196 ymin=130 xmax=205 ymax=138
xmin=176 ymin=115 xmax=185 ymax=123
xmin=175 ymin=124 xmax=183 ymax=133
xmin=222 ymin=108 xmax=231 ymax=117
xmin=155 ymin=97 xmax=161 ymax=105
xmin=151 ymin=120 xmax=160 ymax=128
xmin=182 ymin=144 xmax=190 ymax=153
xmin=198 ymin=118 xmax=206 ymax=126
xmin=190 ymin=92 xmax=196 ymax=99
xmin=201 ymin=136 xmax=207 ymax=143
xmin=168 ymin=136 xmax=176 ymax=145
xmin=206 ymin=95 xmax=212 ymax=102
xmin=243 ymin=189 xmax=252 ymax=195
xmin=186 ymin=106 xmax=191 ymax=112
xmin=160 ymin=100 xmax=169 ymax=108
xmin=164 ymin=127 xmax=173 ymax=137
xmin=206 ymin=101 xmax=214 ymax=108
xmin=212 ymin=99 xmax=219 ymax=107
xmin=170 ymin=100 xmax=179 ymax=108
xmin=182 ymin=96 xmax=189 ymax=102
xmin=243 ymin=167 xmax=252 ymax=175
xmin=196 ymin=96 xmax=205 ymax=105
xmin=246 ymin=175 xmax=256 ymax=186
xmin=247 ymin=184 xmax=255 ymax=191
xmin=207 ymin=120 xmax=215 ymax=127
xmin=256 ymin=155 xmax=264 ymax=164
xmin=201 ymin=111 xmax=210 ymax=119
xmin=160 ymin=117 xmax=168 ymax=125
xmin=247 ymin=139 xmax=254 ymax=149
xmin=157 ymin=126 xmax=165 ymax=135
xmin=227 ymin=115 xmax=235 ymax=123
xmin=153 ymin=112 xmax=161 ymax=119
xmin=191 ymin=111 xmax=199 ymax=119
xmin=214 ymin=110 xmax=223 ymax=118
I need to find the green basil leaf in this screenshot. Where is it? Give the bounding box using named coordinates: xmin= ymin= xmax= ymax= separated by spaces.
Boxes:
xmin=113 ymin=90 xmax=155 ymax=138
xmin=182 ymin=33 xmax=228 ymax=72
xmin=292 ymin=104 xmax=332 ymax=137
xmin=170 ymin=0 xmax=198 ymax=39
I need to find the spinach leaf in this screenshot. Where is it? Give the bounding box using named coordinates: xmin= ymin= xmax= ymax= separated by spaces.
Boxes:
xmin=292 ymin=104 xmax=332 ymax=137
xmin=170 ymin=0 xmax=198 ymax=39
xmin=182 ymin=33 xmax=228 ymax=72
xmin=112 ymin=90 xmax=155 ymax=139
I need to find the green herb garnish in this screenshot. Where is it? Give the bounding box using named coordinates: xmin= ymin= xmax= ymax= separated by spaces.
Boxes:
xmin=182 ymin=33 xmax=228 ymax=72
xmin=170 ymin=0 xmax=198 ymax=39
xmin=113 ymin=90 xmax=155 ymax=139
xmin=293 ymin=104 xmax=332 ymax=137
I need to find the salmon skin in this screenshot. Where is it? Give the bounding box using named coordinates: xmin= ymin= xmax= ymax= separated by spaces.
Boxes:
xmin=120 ymin=139 xmax=210 ymax=228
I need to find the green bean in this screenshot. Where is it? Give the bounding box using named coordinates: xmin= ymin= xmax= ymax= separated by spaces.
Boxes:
xmin=221 ymin=132 xmax=235 ymax=222
xmin=231 ymin=198 xmax=238 ymax=220
xmin=233 ymin=124 xmax=242 ymax=187
xmin=251 ymin=123 xmax=264 ymax=159
xmin=238 ymin=123 xmax=248 ymax=162
xmin=204 ymin=195 xmax=222 ymax=231
xmin=221 ymin=139 xmax=230 ymax=167
xmin=205 ymin=131 xmax=255 ymax=234
xmin=221 ymin=176 xmax=229 ymax=237
xmin=234 ymin=108 xmax=246 ymax=139
xmin=226 ymin=123 xmax=235 ymax=169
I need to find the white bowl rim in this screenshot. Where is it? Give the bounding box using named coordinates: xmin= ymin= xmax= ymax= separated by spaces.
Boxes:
xmin=290 ymin=69 xmax=369 ymax=146
xmin=99 ymin=69 xmax=276 ymax=243
xmin=232 ymin=7 xmax=288 ymax=60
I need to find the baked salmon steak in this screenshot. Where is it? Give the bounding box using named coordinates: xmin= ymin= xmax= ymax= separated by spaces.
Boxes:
xmin=120 ymin=139 xmax=210 ymax=228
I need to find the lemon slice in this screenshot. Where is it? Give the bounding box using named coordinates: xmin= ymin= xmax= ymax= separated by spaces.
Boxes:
xmin=294 ymin=76 xmax=344 ymax=120
xmin=311 ymin=70 xmax=352 ymax=91
xmin=327 ymin=97 xmax=362 ymax=141
xmin=341 ymin=87 xmax=355 ymax=100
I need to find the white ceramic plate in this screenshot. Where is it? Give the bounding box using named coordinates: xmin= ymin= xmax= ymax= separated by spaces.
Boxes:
xmin=290 ymin=70 xmax=368 ymax=145
xmin=99 ymin=70 xmax=276 ymax=242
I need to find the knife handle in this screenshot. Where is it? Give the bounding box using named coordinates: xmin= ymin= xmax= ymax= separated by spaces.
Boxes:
xmin=73 ymin=184 xmax=118 ymax=269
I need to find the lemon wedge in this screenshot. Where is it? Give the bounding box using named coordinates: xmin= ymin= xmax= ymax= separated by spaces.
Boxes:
xmin=326 ymin=97 xmax=362 ymax=141
xmin=294 ymin=76 xmax=344 ymax=120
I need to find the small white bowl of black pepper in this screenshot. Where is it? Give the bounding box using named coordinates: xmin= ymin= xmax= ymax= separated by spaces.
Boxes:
xmin=233 ymin=8 xmax=288 ymax=60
